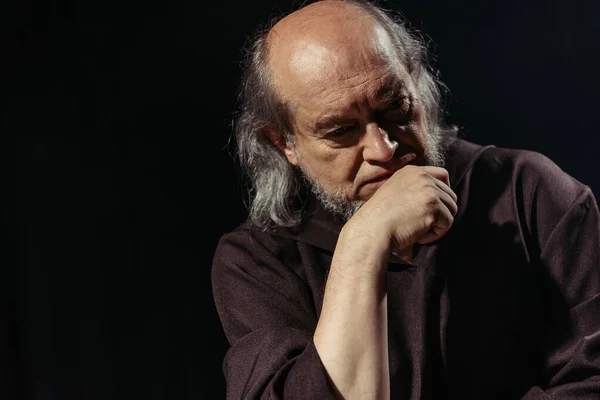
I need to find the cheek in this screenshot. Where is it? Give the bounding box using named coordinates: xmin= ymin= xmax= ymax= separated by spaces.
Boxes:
xmin=301 ymin=146 xmax=361 ymax=185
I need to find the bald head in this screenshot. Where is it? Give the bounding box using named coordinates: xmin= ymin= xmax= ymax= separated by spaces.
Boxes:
xmin=267 ymin=0 xmax=375 ymax=48
xmin=266 ymin=0 xmax=398 ymax=103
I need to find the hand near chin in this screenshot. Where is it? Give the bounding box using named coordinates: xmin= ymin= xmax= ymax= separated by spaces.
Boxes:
xmin=348 ymin=165 xmax=458 ymax=254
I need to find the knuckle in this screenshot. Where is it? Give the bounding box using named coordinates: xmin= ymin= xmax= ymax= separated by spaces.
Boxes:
xmin=415 ymin=169 xmax=429 ymax=179
xmin=423 ymin=187 xmax=438 ymax=203
xmin=423 ymin=213 xmax=436 ymax=228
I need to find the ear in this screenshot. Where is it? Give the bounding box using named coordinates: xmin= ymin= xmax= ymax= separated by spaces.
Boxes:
xmin=265 ymin=127 xmax=299 ymax=166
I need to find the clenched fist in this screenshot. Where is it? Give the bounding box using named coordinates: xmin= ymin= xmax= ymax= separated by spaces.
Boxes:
xmin=347 ymin=165 xmax=458 ymax=256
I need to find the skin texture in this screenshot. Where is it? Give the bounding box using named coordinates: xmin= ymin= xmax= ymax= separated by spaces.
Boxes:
xmin=265 ymin=1 xmax=458 ymax=398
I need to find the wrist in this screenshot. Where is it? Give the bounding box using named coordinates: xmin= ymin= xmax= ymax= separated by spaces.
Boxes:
xmin=338 ymin=218 xmax=393 ymax=265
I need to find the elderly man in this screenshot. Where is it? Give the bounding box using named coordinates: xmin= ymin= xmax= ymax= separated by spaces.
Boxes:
xmin=212 ymin=0 xmax=600 ymax=398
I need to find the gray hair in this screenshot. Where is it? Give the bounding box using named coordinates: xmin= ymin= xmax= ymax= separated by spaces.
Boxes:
xmin=234 ymin=0 xmax=452 ymax=229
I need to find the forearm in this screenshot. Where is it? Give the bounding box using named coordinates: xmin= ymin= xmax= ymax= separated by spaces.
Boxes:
xmin=313 ymin=224 xmax=390 ymax=399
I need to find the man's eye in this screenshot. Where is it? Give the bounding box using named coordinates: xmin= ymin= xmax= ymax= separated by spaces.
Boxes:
xmin=329 ymin=126 xmax=352 ymax=137
xmin=384 ymin=98 xmax=411 ymax=118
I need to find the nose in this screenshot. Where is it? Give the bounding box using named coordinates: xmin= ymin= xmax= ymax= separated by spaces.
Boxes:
xmin=362 ymin=123 xmax=398 ymax=163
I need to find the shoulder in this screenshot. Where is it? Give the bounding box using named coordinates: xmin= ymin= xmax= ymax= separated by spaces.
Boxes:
xmin=213 ymin=221 xmax=287 ymax=265
xmin=212 ymin=219 xmax=315 ymax=283
xmin=482 ymin=144 xmax=585 ymax=209
xmin=450 ymin=138 xmax=588 ymax=212
xmin=450 ymin=139 xmax=596 ymax=252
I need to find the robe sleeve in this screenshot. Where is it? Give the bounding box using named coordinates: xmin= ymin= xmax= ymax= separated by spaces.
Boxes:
xmin=519 ymin=153 xmax=600 ymax=398
xmin=211 ymin=229 xmax=338 ymax=399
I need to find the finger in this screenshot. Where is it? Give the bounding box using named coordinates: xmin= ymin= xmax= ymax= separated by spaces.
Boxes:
xmin=418 ymin=199 xmax=455 ymax=244
xmin=431 ymin=177 xmax=458 ymax=207
xmin=434 ymin=186 xmax=458 ymax=217
xmin=419 ymin=166 xmax=450 ymax=187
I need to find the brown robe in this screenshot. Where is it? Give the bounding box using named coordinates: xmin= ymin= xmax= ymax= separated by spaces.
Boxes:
xmin=212 ymin=138 xmax=600 ymax=399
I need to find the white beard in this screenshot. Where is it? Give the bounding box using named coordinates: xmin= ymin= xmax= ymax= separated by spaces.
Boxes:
xmin=301 ymin=172 xmax=364 ymax=222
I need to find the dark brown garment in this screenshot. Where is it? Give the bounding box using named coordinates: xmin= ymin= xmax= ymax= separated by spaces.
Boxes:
xmin=212 ymin=139 xmax=600 ymax=399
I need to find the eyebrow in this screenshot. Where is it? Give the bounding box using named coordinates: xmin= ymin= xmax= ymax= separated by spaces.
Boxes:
xmin=374 ymin=76 xmax=406 ymax=103
xmin=313 ymin=76 xmax=406 ymax=132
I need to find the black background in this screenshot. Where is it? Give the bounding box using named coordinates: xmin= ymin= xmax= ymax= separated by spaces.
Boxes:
xmin=5 ymin=0 xmax=600 ymax=399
